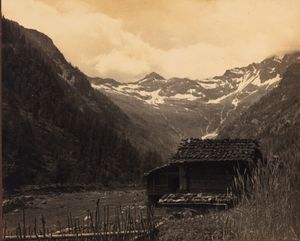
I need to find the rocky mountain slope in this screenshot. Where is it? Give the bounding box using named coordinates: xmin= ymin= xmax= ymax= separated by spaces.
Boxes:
xmin=90 ymin=52 xmax=300 ymax=152
xmin=219 ymin=63 xmax=300 ymax=161
xmin=2 ymin=19 xmax=161 ymax=191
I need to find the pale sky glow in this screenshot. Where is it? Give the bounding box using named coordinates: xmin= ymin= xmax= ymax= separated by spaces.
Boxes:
xmin=3 ymin=0 xmax=300 ymax=82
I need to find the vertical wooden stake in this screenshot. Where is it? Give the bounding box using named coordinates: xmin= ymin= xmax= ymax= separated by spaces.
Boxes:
xmin=41 ymin=215 xmax=46 ymax=238
xmin=4 ymin=220 xmax=6 ymax=238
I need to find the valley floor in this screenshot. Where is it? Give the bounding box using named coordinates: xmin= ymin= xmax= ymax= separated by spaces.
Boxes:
xmin=3 ymin=189 xmax=148 ymax=233
xmin=3 ymin=188 xmax=228 ymax=241
xmin=3 ymin=187 xmax=300 ymax=241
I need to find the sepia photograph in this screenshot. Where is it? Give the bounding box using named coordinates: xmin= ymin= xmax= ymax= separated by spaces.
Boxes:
xmin=1 ymin=0 xmax=300 ymax=240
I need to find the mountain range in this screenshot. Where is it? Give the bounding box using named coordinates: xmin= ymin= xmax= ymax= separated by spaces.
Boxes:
xmin=90 ymin=51 xmax=300 ymax=153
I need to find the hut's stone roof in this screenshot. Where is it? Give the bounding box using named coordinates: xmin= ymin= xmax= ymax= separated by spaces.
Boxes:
xmin=172 ymin=138 xmax=260 ymax=162
xmin=144 ymin=139 xmax=261 ymax=177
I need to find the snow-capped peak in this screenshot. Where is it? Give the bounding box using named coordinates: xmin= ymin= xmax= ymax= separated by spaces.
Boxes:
xmin=140 ymin=72 xmax=165 ymax=81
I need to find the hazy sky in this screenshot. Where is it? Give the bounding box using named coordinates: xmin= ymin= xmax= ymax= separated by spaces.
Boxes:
xmin=3 ymin=0 xmax=300 ymax=82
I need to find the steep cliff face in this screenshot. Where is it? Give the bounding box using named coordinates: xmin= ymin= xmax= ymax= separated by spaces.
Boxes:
xmin=219 ymin=63 xmax=300 ymax=160
xmin=2 ymin=19 xmax=161 ymax=191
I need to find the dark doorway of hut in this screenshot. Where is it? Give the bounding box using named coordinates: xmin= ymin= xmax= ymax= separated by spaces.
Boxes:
xmin=168 ymin=174 xmax=179 ymax=193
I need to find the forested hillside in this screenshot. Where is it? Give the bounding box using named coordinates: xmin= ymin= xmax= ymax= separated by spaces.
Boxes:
xmin=2 ymin=18 xmax=161 ymax=191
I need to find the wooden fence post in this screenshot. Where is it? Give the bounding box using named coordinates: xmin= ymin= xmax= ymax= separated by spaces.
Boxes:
xmin=41 ymin=215 xmax=46 ymax=238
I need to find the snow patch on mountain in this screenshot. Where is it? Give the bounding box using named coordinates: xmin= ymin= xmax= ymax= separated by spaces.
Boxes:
xmin=203 ymin=78 xmax=223 ymax=83
xmin=230 ymin=68 xmax=245 ymax=75
xmin=232 ymin=98 xmax=239 ymax=107
xmin=140 ymin=77 xmax=166 ymax=84
xmin=200 ymin=82 xmax=218 ymax=89
xmin=207 ymin=93 xmax=231 ymax=104
xmin=252 ymin=74 xmax=281 ymax=87
xmin=186 ymin=89 xmax=197 ymax=94
xmin=144 ymin=89 xmax=165 ymax=105
xmin=169 ymin=93 xmax=200 ymax=101
xmin=273 ymin=55 xmax=283 ymax=63
xmin=202 ymin=130 xmax=218 ymax=139
xmin=235 ymin=71 xmax=259 ymax=92
xmin=265 ymin=74 xmax=281 ymax=87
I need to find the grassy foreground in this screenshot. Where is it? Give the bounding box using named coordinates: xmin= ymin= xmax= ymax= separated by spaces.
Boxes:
xmin=4 ymin=158 xmax=299 ymax=240
xmin=159 ymin=158 xmax=300 ymax=241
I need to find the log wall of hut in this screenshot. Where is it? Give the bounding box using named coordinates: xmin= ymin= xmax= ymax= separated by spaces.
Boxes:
xmin=146 ymin=165 xmax=179 ymax=202
xmin=186 ymin=161 xmax=238 ymax=194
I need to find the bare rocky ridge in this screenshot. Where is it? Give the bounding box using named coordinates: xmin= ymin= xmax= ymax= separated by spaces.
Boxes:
xmin=219 ymin=63 xmax=300 ymax=160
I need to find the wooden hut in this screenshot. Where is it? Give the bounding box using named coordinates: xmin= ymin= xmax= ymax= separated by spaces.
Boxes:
xmin=145 ymin=138 xmax=262 ymax=207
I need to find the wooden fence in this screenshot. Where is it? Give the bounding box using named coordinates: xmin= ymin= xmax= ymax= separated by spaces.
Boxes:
xmin=3 ymin=201 xmax=158 ymax=241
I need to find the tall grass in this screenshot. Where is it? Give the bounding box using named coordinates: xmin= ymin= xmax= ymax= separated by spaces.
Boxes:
xmin=159 ymin=157 xmax=300 ymax=241
xmin=221 ymin=157 xmax=300 ymax=241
